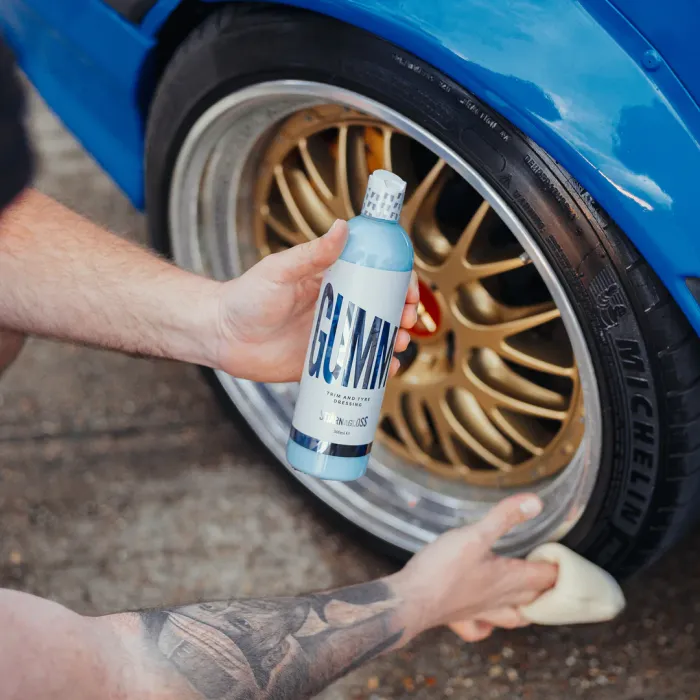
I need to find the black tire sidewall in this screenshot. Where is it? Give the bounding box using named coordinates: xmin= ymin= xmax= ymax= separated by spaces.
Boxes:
xmin=146 ymin=7 xmax=664 ymax=576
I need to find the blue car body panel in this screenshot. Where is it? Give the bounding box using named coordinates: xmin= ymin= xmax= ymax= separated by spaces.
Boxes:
xmin=0 ymin=0 xmax=155 ymax=204
xmin=606 ymin=0 xmax=700 ymax=109
xmin=1 ymin=0 xmax=700 ymax=337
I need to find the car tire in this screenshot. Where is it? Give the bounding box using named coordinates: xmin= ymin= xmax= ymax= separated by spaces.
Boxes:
xmin=145 ymin=4 xmax=700 ymax=578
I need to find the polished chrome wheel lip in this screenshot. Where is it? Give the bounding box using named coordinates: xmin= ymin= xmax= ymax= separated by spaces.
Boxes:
xmin=168 ymin=80 xmax=602 ymax=555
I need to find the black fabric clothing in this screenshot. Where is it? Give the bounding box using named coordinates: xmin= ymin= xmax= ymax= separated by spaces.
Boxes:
xmin=0 ymin=37 xmax=33 ymax=213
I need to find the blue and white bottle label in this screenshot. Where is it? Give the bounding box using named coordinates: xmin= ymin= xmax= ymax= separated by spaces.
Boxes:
xmin=291 ymin=259 xmax=412 ymax=454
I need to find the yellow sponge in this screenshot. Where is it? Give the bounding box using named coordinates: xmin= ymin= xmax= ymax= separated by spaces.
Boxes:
xmin=518 ymin=543 xmax=626 ymax=625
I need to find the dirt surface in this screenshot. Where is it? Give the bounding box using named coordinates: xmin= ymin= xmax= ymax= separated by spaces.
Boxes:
xmin=0 ymin=88 xmax=698 ymax=700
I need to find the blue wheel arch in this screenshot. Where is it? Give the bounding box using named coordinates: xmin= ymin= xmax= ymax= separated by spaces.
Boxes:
xmin=2 ymin=0 xmax=700 ymax=336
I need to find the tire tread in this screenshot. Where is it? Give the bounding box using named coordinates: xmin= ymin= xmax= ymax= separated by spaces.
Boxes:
xmin=618 ymin=256 xmax=700 ymax=575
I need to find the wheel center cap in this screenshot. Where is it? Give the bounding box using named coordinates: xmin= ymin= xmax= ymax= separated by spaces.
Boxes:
xmin=411 ymin=278 xmax=442 ymax=338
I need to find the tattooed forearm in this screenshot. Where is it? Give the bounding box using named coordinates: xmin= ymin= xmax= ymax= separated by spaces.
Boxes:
xmin=133 ymin=580 xmax=404 ymax=699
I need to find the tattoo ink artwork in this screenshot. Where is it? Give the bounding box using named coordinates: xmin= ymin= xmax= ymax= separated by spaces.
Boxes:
xmin=140 ymin=581 xmax=403 ymax=699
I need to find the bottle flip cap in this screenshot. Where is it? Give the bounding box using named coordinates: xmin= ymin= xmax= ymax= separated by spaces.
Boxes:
xmin=361 ymin=169 xmax=407 ymax=222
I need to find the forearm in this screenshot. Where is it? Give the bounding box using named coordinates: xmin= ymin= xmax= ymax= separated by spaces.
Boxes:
xmin=0 ymin=577 xmax=416 ymax=700
xmin=0 ymin=189 xmax=222 ymax=366
xmin=109 ymin=576 xmax=411 ymax=699
xmin=0 ymin=497 xmax=555 ymax=699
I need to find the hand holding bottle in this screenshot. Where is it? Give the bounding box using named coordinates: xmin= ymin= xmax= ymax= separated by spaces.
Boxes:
xmin=214 ymin=219 xmax=420 ymax=383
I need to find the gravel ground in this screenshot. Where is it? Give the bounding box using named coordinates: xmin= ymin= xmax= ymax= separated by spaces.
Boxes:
xmin=0 ymin=88 xmax=698 ymax=699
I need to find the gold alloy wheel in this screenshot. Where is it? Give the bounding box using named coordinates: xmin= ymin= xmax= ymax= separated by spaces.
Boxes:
xmin=169 ymin=81 xmax=602 ymax=553
xmin=252 ymin=104 xmax=584 ymax=488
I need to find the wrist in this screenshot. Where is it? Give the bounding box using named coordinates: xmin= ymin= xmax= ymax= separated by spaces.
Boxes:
xmin=383 ymin=572 xmax=433 ymax=646
xmin=161 ymin=273 xmax=225 ymax=368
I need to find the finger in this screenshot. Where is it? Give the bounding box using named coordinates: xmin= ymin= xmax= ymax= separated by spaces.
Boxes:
xmin=501 ymin=583 xmax=548 ymax=608
xmin=394 ymin=328 xmax=411 ymax=354
xmin=388 ymin=356 xmax=401 ymax=378
xmin=471 ymin=494 xmax=543 ymax=549
xmin=448 ymin=619 xmax=494 ymax=642
xmin=516 ymin=559 xmax=559 ymax=593
xmin=400 ymin=302 xmax=418 ymax=330
xmin=476 ymin=607 xmax=530 ymax=629
xmin=474 ymin=558 xmax=557 ymax=611
xmin=266 ymin=220 xmax=348 ymax=283
xmin=406 ymin=270 xmax=420 ymax=304
xmin=487 ymin=558 xmax=558 ymax=608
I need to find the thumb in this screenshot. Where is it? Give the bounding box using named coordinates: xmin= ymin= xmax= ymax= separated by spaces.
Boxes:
xmin=265 ymin=219 xmax=348 ymax=283
xmin=471 ymin=494 xmax=543 ymax=549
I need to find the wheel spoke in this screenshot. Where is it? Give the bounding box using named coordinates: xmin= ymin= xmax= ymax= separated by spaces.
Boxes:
xmin=452 ymin=281 xmax=508 ymax=326
xmin=452 ymin=345 xmax=568 ymax=421
xmin=290 ymin=168 xmax=337 ymax=233
xmin=381 ymin=382 xmax=428 ymax=458
xmin=451 ymin=285 xmax=556 ymax=331
xmin=382 ymin=128 xmax=393 ymax=171
xmin=432 ymin=395 xmax=512 ymax=471
xmin=428 ymin=399 xmax=467 ymax=467
xmin=498 ymin=340 xmax=576 ymax=378
xmin=413 ymin=256 xmax=443 ymax=285
xmin=448 ymin=388 xmax=514 ymax=461
xmin=273 ymin=165 xmax=318 ymax=240
xmin=404 ymin=392 xmax=433 ymax=452
xmin=417 ymin=184 xmax=453 ymax=261
xmin=490 ymin=409 xmax=545 ymax=456
xmin=452 ymin=199 xmax=491 ymax=259
xmin=470 ymin=347 xmax=568 ymax=411
xmin=495 ymin=303 xmax=560 ymax=338
xmin=475 ymin=381 xmax=568 ymax=421
xmin=297 ymin=137 xmax=334 ymax=202
xmin=401 ymin=158 xmax=447 ymax=232
xmin=335 ymin=126 xmax=354 ymax=219
xmin=261 ymin=205 xmax=307 ymax=246
xmin=466 ymin=254 xmax=529 ymax=279
xmin=493 ymin=391 xmax=566 ymax=421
